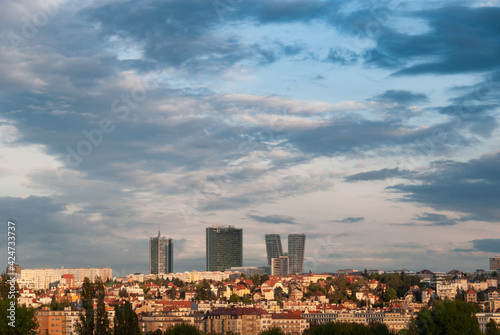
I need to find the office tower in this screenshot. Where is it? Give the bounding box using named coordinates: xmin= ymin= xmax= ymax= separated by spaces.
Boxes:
xmin=288 ymin=234 xmax=306 ymax=274
xmin=206 ymin=225 xmax=243 ymax=271
xmin=150 ymin=230 xmax=173 ymax=274
xmin=271 ymin=256 xmax=289 ymax=276
xmin=265 ymin=234 xmax=283 ymax=266
xmin=490 ymin=256 xmax=500 ymax=271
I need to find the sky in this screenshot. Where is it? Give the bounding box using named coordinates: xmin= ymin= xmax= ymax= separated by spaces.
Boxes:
xmin=0 ymin=0 xmax=499 ymax=277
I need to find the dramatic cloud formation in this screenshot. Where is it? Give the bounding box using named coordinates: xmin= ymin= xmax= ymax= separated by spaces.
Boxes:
xmin=0 ymin=0 xmax=498 ymax=274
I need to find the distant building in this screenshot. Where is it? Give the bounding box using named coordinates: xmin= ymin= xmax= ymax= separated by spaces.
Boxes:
xmin=6 ymin=263 xmax=21 ymax=277
xmin=271 ymin=256 xmax=289 ymax=276
xmin=150 ymin=230 xmax=173 ymax=274
xmin=229 ymin=266 xmax=267 ymax=277
xmin=20 ymin=267 xmax=112 ymax=290
xmin=265 ymin=234 xmax=283 ymax=266
xmin=490 ymin=256 xmax=500 ymax=271
xmin=206 ymin=225 xmax=243 ymax=271
xmin=466 ymin=289 xmax=477 ymax=303
xmin=288 ymin=234 xmax=305 ymax=274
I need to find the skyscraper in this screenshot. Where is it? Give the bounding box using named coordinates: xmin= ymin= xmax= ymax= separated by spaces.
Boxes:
xmin=288 ymin=234 xmax=306 ymax=274
xmin=265 ymin=234 xmax=283 ymax=266
xmin=150 ymin=230 xmax=173 ymax=274
xmin=206 ymin=225 xmax=243 ymax=271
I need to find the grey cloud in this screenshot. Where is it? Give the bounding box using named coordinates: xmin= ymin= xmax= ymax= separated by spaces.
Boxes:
xmin=325 ymin=47 xmax=359 ymax=65
xmin=470 ymin=239 xmax=500 ymax=253
xmin=388 ymin=152 xmax=500 ymax=222
xmin=331 ymin=217 xmax=365 ymax=223
xmin=385 ymin=6 xmax=500 ymax=75
xmin=413 ymin=212 xmax=458 ymax=226
xmin=372 ymin=90 xmax=429 ymax=105
xmin=247 ymin=214 xmax=296 ymax=224
xmin=451 ymin=248 xmax=475 ymax=252
xmin=286 ymin=117 xmax=470 ymax=156
xmin=345 ymin=168 xmax=413 ymax=182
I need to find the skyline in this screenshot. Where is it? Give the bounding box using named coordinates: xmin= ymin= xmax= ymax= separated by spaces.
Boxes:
xmin=1 ymin=0 xmax=499 ymax=276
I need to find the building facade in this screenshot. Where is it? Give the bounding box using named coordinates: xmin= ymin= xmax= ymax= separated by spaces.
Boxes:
xmin=490 ymin=256 xmax=500 ymax=271
xmin=206 ymin=225 xmax=243 ymax=271
xmin=20 ymin=267 xmax=112 ymax=290
xmin=288 ymin=234 xmax=306 ymax=274
xmin=271 ymin=256 xmax=289 ymax=276
xmin=265 ymin=234 xmax=283 ymax=266
xmin=150 ymin=231 xmax=173 ymax=274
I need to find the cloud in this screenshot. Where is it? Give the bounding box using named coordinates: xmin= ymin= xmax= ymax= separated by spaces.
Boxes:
xmin=246 ymin=214 xmax=296 ymax=224
xmin=470 ymin=239 xmax=500 ymax=253
xmin=388 ymin=151 xmax=500 ymax=222
xmin=331 ymin=217 xmax=365 ymax=223
xmin=365 ymin=6 xmax=500 ymax=75
xmin=325 ymin=47 xmax=359 ymax=65
xmin=345 ymin=168 xmax=414 ymax=182
xmin=413 ymin=212 xmax=458 ymax=226
xmin=372 ymin=90 xmax=429 ymax=105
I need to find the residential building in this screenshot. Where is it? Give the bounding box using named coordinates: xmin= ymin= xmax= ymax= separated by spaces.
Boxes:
xmin=205 ymin=307 xmax=266 ymax=335
xmin=271 ymin=256 xmax=289 ymax=276
xmin=139 ymin=313 xmax=196 ymax=334
xmin=21 ymin=267 xmax=112 ymax=290
xmin=466 ymin=289 xmax=477 ymax=303
xmin=265 ymin=234 xmax=283 ymax=266
xmin=206 ymin=225 xmax=243 ymax=271
xmin=271 ymin=313 xmax=309 ymax=334
xmin=36 ymin=307 xmax=85 ymax=335
xmin=288 ymin=234 xmax=306 ymax=274
xmin=476 ymin=313 xmax=500 ymax=333
xmin=150 ymin=230 xmax=173 ymax=274
xmin=436 ymin=282 xmax=458 ymax=300
xmin=490 ymin=256 xmax=500 ymax=271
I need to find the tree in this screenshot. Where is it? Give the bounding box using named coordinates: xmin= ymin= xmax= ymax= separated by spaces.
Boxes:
xmin=75 ymin=277 xmax=111 ymax=335
xmin=0 ymin=273 xmax=18 ymax=300
xmin=229 ymin=293 xmax=240 ymax=303
xmin=0 ymin=299 xmax=38 ymax=334
xmin=94 ymin=277 xmax=111 ymax=335
xmin=114 ymin=301 xmax=140 ymax=335
xmin=169 ymin=287 xmax=177 ymax=300
xmin=383 ymin=287 xmax=397 ymax=302
xmin=305 ymin=322 xmax=375 ymax=334
xmin=412 ymin=300 xmax=481 ymax=335
xmin=118 ymin=289 xmax=129 ymax=298
xmin=486 ymin=319 xmax=500 ymax=335
xmin=164 ymin=323 xmax=200 ymax=334
xmin=260 ymin=327 xmax=285 ymax=335
xmin=76 ymin=277 xmax=95 ymax=335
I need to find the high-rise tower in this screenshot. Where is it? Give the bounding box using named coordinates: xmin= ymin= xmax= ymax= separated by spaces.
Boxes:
xmin=206 ymin=225 xmax=243 ymax=271
xmin=265 ymin=234 xmax=283 ymax=266
xmin=150 ymin=229 xmax=173 ymax=274
xmin=288 ymin=234 xmax=306 ymax=274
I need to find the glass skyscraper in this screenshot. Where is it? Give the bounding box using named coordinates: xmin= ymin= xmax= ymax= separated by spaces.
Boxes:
xmin=265 ymin=234 xmax=283 ymax=266
xmin=288 ymin=234 xmax=306 ymax=274
xmin=206 ymin=225 xmax=243 ymax=271
xmin=150 ymin=231 xmax=173 ymax=274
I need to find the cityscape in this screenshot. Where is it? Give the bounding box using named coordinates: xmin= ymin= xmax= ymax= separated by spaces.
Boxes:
xmin=1 ymin=0 xmax=500 ymax=334
xmin=5 ymin=227 xmax=500 ymax=334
